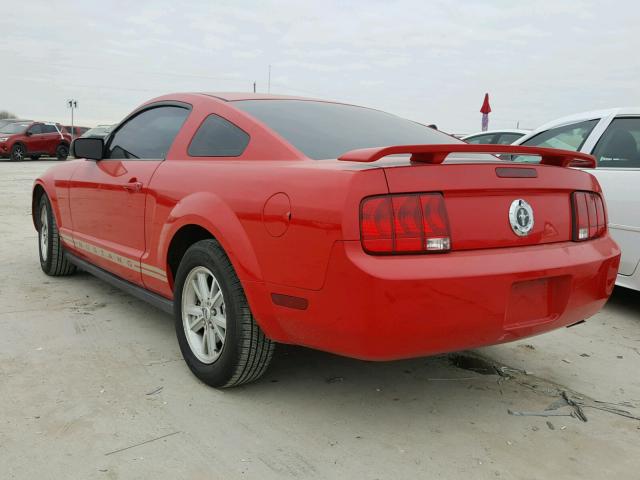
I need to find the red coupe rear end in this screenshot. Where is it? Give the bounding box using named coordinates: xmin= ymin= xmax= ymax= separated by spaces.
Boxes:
xmin=258 ymin=148 xmax=619 ymax=360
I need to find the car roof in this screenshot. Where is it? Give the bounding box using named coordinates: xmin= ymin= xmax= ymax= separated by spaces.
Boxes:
xmin=534 ymin=107 xmax=640 ymax=130
xmin=203 ymin=92 xmax=323 ymax=102
xmin=462 ymin=129 xmax=530 ymax=138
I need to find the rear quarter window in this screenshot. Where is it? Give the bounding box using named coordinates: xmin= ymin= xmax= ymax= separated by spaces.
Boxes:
xmin=188 ymin=114 xmax=249 ymax=157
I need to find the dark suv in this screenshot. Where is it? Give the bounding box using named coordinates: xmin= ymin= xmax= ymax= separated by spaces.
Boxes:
xmin=0 ymin=121 xmax=71 ymax=161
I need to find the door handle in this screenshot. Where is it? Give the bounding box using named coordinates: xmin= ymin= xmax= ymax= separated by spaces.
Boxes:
xmin=123 ymin=181 xmax=143 ymax=193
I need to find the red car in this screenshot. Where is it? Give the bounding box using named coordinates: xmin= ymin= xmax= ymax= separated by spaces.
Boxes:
xmin=32 ymin=93 xmax=620 ymax=388
xmin=1 ymin=121 xmax=71 ymax=161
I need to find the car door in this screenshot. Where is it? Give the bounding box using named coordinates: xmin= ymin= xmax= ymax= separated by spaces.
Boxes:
xmin=68 ymin=104 xmax=190 ymax=285
xmin=587 ymin=117 xmax=640 ymax=277
xmin=40 ymin=124 xmax=61 ymax=154
xmin=26 ymin=123 xmax=44 ymax=153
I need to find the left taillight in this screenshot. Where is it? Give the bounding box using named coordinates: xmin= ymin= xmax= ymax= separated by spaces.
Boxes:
xmin=360 ymin=193 xmax=451 ymax=254
xmin=572 ymin=191 xmax=607 ymax=241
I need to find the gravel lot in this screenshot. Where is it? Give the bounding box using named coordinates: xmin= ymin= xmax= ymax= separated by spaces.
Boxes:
xmin=1 ymin=159 xmax=639 ymax=480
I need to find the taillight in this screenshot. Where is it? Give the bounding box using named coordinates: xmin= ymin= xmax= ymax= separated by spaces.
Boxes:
xmin=572 ymin=191 xmax=606 ymax=241
xmin=360 ymin=193 xmax=451 ymax=254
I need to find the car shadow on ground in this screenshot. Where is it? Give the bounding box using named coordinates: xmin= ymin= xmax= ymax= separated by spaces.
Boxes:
xmin=606 ymin=286 xmax=640 ymax=318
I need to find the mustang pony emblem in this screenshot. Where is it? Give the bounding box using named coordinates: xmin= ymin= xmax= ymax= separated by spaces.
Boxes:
xmin=509 ymin=199 xmax=534 ymax=236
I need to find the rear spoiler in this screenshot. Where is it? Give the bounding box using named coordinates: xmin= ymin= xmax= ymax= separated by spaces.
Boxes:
xmin=337 ymin=144 xmax=596 ymax=168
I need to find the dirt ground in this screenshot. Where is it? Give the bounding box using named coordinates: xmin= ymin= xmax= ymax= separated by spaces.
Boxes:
xmin=1 ymin=160 xmax=639 ymax=480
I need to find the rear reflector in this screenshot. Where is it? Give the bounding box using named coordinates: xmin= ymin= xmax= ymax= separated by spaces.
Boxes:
xmin=361 ymin=193 xmax=451 ymax=254
xmin=572 ymin=191 xmax=606 ymax=241
xmin=271 ymin=293 xmax=309 ymax=310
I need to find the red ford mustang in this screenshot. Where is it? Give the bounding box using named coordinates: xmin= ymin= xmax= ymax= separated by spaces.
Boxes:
xmin=32 ymin=93 xmax=620 ymax=388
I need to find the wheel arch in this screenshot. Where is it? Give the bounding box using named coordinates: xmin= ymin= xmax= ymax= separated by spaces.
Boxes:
xmin=31 ymin=181 xmax=63 ymax=231
xmin=32 ymin=183 xmax=47 ymax=229
xmin=166 ymin=224 xmax=216 ymax=284
xmin=159 ymin=192 xmax=264 ymax=287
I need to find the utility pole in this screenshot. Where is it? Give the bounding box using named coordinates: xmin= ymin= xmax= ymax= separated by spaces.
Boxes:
xmin=66 ymin=99 xmax=78 ymax=140
xmin=268 ymin=64 xmax=271 ymax=93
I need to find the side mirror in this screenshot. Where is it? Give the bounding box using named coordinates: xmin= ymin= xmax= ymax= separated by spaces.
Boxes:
xmin=26 ymin=130 xmax=33 ymax=136
xmin=72 ymin=137 xmax=104 ymax=160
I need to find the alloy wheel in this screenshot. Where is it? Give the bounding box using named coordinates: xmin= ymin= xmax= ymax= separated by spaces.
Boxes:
xmin=181 ymin=266 xmax=227 ymax=364
xmin=39 ymin=205 xmax=48 ymax=262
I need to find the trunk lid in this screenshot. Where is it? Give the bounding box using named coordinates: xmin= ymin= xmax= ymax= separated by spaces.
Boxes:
xmin=382 ymin=161 xmax=598 ymax=250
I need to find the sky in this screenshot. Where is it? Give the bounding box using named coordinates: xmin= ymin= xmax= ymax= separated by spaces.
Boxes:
xmin=1 ymin=0 xmax=639 ymax=133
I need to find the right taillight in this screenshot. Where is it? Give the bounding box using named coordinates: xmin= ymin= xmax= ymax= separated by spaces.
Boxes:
xmin=572 ymin=191 xmax=606 ymax=241
xmin=360 ymin=193 xmax=451 ymax=254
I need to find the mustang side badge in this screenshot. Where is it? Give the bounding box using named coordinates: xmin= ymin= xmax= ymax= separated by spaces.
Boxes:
xmin=509 ymin=199 xmax=534 ymax=236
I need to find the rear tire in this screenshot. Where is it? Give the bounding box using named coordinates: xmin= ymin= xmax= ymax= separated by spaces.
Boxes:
xmin=174 ymin=239 xmax=274 ymax=388
xmin=55 ymin=144 xmax=69 ymax=160
xmin=38 ymin=195 xmax=76 ymax=276
xmin=10 ymin=143 xmax=25 ymax=161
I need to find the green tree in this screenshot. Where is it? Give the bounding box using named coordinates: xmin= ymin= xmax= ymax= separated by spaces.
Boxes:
xmin=0 ymin=110 xmax=17 ymax=120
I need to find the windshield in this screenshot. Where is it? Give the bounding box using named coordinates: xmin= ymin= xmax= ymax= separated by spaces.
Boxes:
xmin=513 ymin=119 xmax=599 ymax=163
xmin=233 ymin=100 xmax=459 ymax=160
xmin=0 ymin=122 xmax=30 ymax=134
xmin=82 ymin=126 xmax=111 ymax=137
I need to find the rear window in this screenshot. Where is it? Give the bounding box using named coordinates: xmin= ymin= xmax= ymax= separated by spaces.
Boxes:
xmin=233 ymin=100 xmax=458 ymax=160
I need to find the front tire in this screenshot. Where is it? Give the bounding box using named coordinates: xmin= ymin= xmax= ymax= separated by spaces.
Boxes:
xmin=174 ymin=239 xmax=274 ymax=388
xmin=38 ymin=195 xmax=76 ymax=276
xmin=55 ymin=144 xmax=69 ymax=160
xmin=10 ymin=143 xmax=25 ymax=161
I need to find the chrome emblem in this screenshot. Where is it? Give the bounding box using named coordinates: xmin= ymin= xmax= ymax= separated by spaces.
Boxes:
xmin=509 ymin=199 xmax=534 ymax=236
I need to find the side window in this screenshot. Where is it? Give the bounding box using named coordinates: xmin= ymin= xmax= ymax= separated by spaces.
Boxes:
xmin=42 ymin=124 xmax=57 ymax=134
xmin=188 ymin=114 xmax=250 ymax=157
xmin=29 ymin=124 xmax=43 ymax=135
xmin=496 ymin=133 xmax=523 ymax=145
xmin=465 ymin=134 xmax=495 ymax=144
xmin=107 ymin=106 xmax=189 ymax=159
xmin=592 ymin=118 xmax=640 ymax=168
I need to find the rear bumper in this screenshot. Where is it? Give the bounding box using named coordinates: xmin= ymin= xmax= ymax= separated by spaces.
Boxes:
xmin=252 ymin=236 xmax=620 ymax=360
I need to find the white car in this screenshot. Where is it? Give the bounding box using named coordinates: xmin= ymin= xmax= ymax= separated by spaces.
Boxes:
xmin=512 ymin=108 xmax=640 ymax=291
xmin=462 ymin=129 xmax=530 ymax=145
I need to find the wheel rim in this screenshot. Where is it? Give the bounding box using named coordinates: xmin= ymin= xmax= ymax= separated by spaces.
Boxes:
xmin=58 ymin=146 xmax=68 ymax=157
xmin=39 ymin=205 xmax=48 ymax=262
xmin=181 ymin=266 xmax=227 ymax=364
xmin=14 ymin=146 xmax=23 ymax=160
